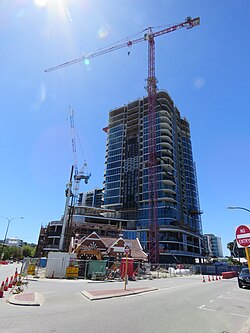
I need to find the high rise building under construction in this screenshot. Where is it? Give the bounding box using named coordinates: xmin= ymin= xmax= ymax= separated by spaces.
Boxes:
xmin=103 ymin=90 xmax=203 ymax=263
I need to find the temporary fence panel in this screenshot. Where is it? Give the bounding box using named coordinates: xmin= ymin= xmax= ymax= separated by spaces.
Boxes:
xmin=45 ymin=252 xmax=77 ymax=278
xmin=87 ymin=260 xmax=107 ymax=279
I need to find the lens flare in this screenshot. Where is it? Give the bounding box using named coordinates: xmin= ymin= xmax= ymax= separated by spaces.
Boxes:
xmin=84 ymin=58 xmax=90 ymax=66
xmin=194 ymin=77 xmax=205 ymax=89
xmin=97 ymin=24 xmax=109 ymax=39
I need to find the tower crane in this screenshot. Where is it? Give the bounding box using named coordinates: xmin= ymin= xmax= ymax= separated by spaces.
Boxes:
xmin=59 ymin=107 xmax=91 ymax=252
xmin=46 ymin=16 xmax=200 ymax=263
xmin=69 ymin=106 xmax=91 ymax=202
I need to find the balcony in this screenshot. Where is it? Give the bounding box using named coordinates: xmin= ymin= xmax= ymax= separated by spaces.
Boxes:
xmin=162 ymin=188 xmax=176 ymax=195
xmin=162 ymin=179 xmax=175 ymax=186
xmin=161 ymin=197 xmax=177 ymax=204
xmin=43 ymin=244 xmax=60 ymax=251
xmin=47 ymin=232 xmax=61 ymax=237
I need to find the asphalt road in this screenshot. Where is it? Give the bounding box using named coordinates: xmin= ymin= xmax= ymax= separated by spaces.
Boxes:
xmin=0 ymin=263 xmax=21 ymax=283
xmin=0 ymin=266 xmax=249 ymax=333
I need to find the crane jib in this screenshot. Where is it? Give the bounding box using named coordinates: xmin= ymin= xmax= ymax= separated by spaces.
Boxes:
xmin=44 ymin=16 xmax=200 ymax=73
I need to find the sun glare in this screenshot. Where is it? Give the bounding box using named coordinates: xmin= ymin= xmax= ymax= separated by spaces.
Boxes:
xmin=34 ymin=0 xmax=72 ymax=17
xmin=33 ymin=0 xmax=75 ymax=26
xmin=34 ymin=0 xmax=48 ymax=7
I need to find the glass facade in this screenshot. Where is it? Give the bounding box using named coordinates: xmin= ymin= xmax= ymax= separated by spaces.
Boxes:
xmin=103 ymin=91 xmax=203 ymax=263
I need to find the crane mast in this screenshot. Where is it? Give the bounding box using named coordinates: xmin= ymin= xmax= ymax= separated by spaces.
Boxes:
xmin=46 ymin=16 xmax=200 ymax=263
xmin=69 ymin=107 xmax=91 ymax=203
xmin=60 ymin=108 xmax=91 ymax=252
xmin=146 ymin=29 xmax=158 ymax=263
xmin=69 ymin=107 xmax=78 ymax=177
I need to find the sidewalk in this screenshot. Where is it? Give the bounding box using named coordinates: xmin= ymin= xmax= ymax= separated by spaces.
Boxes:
xmin=7 ymin=287 xmax=157 ymax=305
xmin=8 ymin=292 xmax=42 ymax=306
xmin=81 ymin=286 xmax=157 ymax=300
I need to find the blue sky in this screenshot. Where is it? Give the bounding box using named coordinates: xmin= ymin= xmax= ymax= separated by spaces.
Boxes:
xmin=1 ymin=0 xmax=250 ymax=256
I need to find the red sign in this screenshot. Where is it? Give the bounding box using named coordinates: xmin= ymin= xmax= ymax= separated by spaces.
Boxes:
xmin=236 ymin=225 xmax=250 ymax=248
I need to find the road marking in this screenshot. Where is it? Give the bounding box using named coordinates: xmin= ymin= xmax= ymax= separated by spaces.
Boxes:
xmin=230 ymin=313 xmax=249 ymax=318
xmin=219 ymin=296 xmax=233 ymax=300
xmin=226 ymin=291 xmax=231 ymax=294
xmin=217 ymin=295 xmax=223 ymax=298
xmin=159 ymin=283 xmax=194 ymax=291
xmin=198 ymin=305 xmax=215 ymax=312
xmin=209 ymin=300 xmax=214 ymax=303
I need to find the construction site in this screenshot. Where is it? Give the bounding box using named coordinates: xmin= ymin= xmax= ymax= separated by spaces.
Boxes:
xmin=36 ymin=16 xmax=204 ymax=275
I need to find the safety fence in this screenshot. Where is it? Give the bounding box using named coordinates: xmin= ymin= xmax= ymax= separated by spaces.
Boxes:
xmin=21 ymin=258 xmax=242 ymax=281
xmin=196 ymin=264 xmax=241 ymax=276
xmin=21 ymin=257 xmax=198 ymax=280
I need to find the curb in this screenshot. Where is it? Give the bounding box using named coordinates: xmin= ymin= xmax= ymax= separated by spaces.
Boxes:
xmin=8 ymin=292 xmax=42 ymax=306
xmin=81 ymin=287 xmax=157 ymax=301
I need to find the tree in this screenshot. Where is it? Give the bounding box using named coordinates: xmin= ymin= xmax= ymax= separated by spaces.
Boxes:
xmin=227 ymin=241 xmax=235 ymax=256
xmin=1 ymin=243 xmax=36 ymax=260
xmin=227 ymin=239 xmax=245 ymax=261
xmin=22 ymin=245 xmax=35 ymax=258
xmin=10 ymin=246 xmax=22 ymax=259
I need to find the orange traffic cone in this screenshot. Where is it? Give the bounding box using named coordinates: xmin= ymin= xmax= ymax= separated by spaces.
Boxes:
xmin=4 ymin=278 xmax=9 ymax=291
xmin=203 ymin=276 xmax=206 ymax=283
xmin=0 ymin=281 xmax=4 ymax=298
xmin=8 ymin=276 xmax=13 ymax=288
xmin=208 ymin=275 xmax=211 ymax=282
xmin=13 ymin=269 xmax=18 ymax=284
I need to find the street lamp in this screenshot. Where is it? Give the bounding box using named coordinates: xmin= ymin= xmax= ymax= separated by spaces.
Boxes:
xmin=227 ymin=206 xmax=250 ymax=269
xmin=227 ymin=206 xmax=250 ymax=213
xmin=0 ymin=216 xmax=23 ymax=260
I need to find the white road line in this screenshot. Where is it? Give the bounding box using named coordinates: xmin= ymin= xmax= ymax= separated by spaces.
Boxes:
xmin=219 ymin=296 xmax=233 ymax=300
xmin=198 ymin=305 xmax=215 ymax=312
xmin=217 ymin=295 xmax=223 ymax=298
xmin=230 ymin=313 xmax=249 ymax=318
xmin=226 ymin=291 xmax=231 ymax=294
xmin=209 ymin=300 xmax=214 ymax=303
xmin=159 ymin=283 xmax=194 ymax=291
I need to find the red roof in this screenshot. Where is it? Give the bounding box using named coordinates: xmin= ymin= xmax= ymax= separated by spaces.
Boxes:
xmin=77 ymin=232 xmax=148 ymax=261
